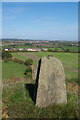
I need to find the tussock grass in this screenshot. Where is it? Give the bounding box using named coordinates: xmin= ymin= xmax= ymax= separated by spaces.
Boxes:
xmin=3 ymin=82 xmax=79 ymax=118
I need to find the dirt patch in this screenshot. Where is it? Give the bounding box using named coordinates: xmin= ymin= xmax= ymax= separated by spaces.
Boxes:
xmin=64 ymin=65 xmax=78 ymax=73
xmin=2 ymin=106 xmax=9 ymax=118
xmin=66 ymin=82 xmax=78 ymax=96
xmin=11 ymin=77 xmax=21 ymax=82
xmin=3 ymin=77 xmax=26 ymax=88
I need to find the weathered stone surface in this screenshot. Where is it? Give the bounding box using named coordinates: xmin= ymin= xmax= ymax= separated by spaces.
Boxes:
xmin=35 ymin=56 xmax=67 ymax=107
xmin=32 ymin=64 xmax=37 ymax=80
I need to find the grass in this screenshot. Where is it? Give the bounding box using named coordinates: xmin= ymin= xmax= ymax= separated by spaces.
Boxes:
xmin=11 ymin=52 xmax=38 ymax=65
xmin=34 ymin=52 xmax=78 ymax=80
xmin=11 ymin=52 xmax=78 ymax=81
xmin=63 ymin=46 xmax=78 ymax=52
xmin=2 ymin=82 xmax=79 ymax=118
xmin=2 ymin=61 xmax=27 ymax=81
xmin=50 ymin=47 xmax=64 ymax=51
xmin=11 ymin=53 xmax=27 ymax=61
xmin=2 ymin=52 xmax=79 ymax=118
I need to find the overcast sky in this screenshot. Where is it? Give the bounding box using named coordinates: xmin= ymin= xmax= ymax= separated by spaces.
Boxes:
xmin=2 ymin=2 xmax=78 ymax=41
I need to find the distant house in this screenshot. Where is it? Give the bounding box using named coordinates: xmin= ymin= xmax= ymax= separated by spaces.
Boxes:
xmin=36 ymin=49 xmax=41 ymax=52
xmin=13 ymin=48 xmax=16 ymax=51
xmin=70 ymin=44 xmax=78 ymax=46
xmin=27 ymin=48 xmax=41 ymax=52
xmin=24 ymin=48 xmax=28 ymax=50
xmin=41 ymin=48 xmax=48 ymax=51
xmin=19 ymin=48 xmax=24 ymax=51
xmin=4 ymin=48 xmax=9 ymax=51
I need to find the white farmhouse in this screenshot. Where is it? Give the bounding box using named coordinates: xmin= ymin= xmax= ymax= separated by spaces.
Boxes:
xmin=27 ymin=48 xmax=41 ymax=52
xmin=19 ymin=48 xmax=24 ymax=51
xmin=27 ymin=48 xmax=36 ymax=51
xmin=4 ymin=48 xmax=9 ymax=51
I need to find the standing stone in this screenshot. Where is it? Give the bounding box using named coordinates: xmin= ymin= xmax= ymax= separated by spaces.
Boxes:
xmin=32 ymin=64 xmax=37 ymax=80
xmin=35 ymin=56 xmax=67 ymax=107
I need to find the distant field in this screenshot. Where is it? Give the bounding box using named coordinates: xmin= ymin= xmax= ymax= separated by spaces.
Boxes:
xmin=2 ymin=45 xmax=38 ymax=49
xmin=3 ymin=44 xmax=78 ymax=52
xmin=48 ymin=47 xmax=64 ymax=51
xmin=63 ymin=46 xmax=78 ymax=52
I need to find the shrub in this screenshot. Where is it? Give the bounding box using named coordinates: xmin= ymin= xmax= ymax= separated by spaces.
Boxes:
xmin=2 ymin=50 xmax=12 ymax=62
xmin=24 ymin=59 xmax=33 ymax=66
xmin=3 ymin=57 xmax=8 ymax=62
xmin=25 ymin=66 xmax=32 ymax=74
xmin=65 ymin=49 xmax=70 ymax=52
xmin=53 ymin=48 xmax=58 ymax=52
xmin=25 ymin=66 xmax=32 ymax=78
xmin=47 ymin=48 xmax=53 ymax=52
xmin=13 ymin=58 xmax=24 ymax=64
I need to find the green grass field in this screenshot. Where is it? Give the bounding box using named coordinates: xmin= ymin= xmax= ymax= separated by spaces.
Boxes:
xmin=63 ymin=46 xmax=78 ymax=52
xmin=11 ymin=53 xmax=27 ymax=61
xmin=2 ymin=52 xmax=79 ymax=118
xmin=3 ymin=44 xmax=78 ymax=52
xmin=2 ymin=61 xmax=27 ymax=84
xmin=34 ymin=52 xmax=78 ymax=81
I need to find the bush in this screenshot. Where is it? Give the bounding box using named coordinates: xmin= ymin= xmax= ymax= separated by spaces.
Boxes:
xmin=24 ymin=59 xmax=33 ymax=66
xmin=25 ymin=66 xmax=32 ymax=78
xmin=65 ymin=49 xmax=70 ymax=52
xmin=47 ymin=48 xmax=53 ymax=52
xmin=53 ymin=48 xmax=58 ymax=52
xmin=13 ymin=58 xmax=24 ymax=64
xmin=3 ymin=57 xmax=9 ymax=62
xmin=25 ymin=66 xmax=32 ymax=73
xmin=2 ymin=50 xmax=12 ymax=62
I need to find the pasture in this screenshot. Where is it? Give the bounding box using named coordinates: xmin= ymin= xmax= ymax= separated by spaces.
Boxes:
xmin=34 ymin=52 xmax=78 ymax=81
xmin=2 ymin=52 xmax=79 ymax=118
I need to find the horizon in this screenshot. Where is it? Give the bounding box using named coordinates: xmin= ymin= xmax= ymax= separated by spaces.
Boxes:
xmin=2 ymin=38 xmax=78 ymax=41
xmin=2 ymin=2 xmax=78 ymax=41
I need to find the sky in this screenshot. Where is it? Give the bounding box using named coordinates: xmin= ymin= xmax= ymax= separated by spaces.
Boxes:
xmin=2 ymin=2 xmax=78 ymax=41
xmin=2 ymin=0 xmax=79 ymax=2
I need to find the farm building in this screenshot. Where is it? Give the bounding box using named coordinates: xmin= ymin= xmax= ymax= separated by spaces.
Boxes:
xmin=4 ymin=48 xmax=10 ymax=51
xmin=41 ymin=48 xmax=48 ymax=51
xmin=27 ymin=48 xmax=41 ymax=52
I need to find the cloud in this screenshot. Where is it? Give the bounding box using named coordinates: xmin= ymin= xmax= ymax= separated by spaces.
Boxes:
xmin=10 ymin=7 xmax=26 ymax=14
xmin=32 ymin=19 xmax=42 ymax=23
xmin=2 ymin=6 xmax=26 ymax=20
xmin=32 ymin=16 xmax=57 ymax=24
xmin=43 ymin=16 xmax=57 ymax=20
xmin=3 ymin=16 xmax=16 ymax=20
xmin=3 ymin=6 xmax=26 ymax=15
xmin=44 ymin=22 xmax=59 ymax=26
